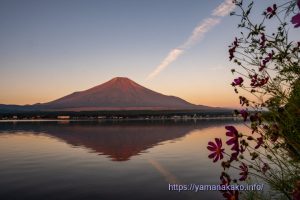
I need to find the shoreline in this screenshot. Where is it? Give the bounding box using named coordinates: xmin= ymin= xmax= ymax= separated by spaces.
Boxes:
xmin=0 ymin=116 xmax=242 ymax=122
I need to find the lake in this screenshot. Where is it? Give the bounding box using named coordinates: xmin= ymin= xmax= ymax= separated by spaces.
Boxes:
xmin=0 ymin=119 xmax=246 ymax=200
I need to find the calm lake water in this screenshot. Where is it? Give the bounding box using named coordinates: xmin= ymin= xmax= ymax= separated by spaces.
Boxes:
xmin=0 ymin=120 xmax=245 ymax=200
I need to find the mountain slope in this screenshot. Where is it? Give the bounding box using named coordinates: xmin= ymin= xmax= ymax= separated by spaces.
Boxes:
xmin=42 ymin=77 xmax=210 ymax=110
xmin=0 ymin=77 xmax=222 ymax=112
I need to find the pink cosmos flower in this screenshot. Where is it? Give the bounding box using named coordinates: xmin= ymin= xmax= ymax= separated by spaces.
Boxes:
xmin=207 ymin=138 xmax=225 ymax=162
xmin=231 ymin=77 xmax=244 ymax=86
xmin=292 ymin=13 xmax=300 ymax=28
xmin=220 ymin=172 xmax=231 ymax=186
xmin=266 ymin=4 xmax=277 ymax=18
xmin=291 ymin=0 xmax=300 ymax=28
xmin=225 ymin=126 xmax=240 ymax=161
xmin=225 ymin=126 xmax=239 ymax=150
xmin=223 ymin=190 xmax=239 ymax=200
xmin=260 ymin=33 xmax=266 ymax=48
xmin=229 ymin=37 xmax=239 ymax=60
xmin=240 ymin=109 xmax=248 ymax=121
xmin=239 ymin=162 xmax=248 ymax=181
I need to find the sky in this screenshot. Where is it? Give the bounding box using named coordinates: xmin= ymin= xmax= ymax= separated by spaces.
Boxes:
xmin=0 ymin=0 xmax=299 ymax=108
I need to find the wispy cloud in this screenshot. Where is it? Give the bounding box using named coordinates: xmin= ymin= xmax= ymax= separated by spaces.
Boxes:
xmin=147 ymin=48 xmax=184 ymax=80
xmin=146 ymin=0 xmax=235 ymax=80
xmin=212 ymin=0 xmax=236 ymax=17
xmin=181 ymin=18 xmax=221 ymax=49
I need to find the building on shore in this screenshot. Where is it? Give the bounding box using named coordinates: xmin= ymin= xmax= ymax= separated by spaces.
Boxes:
xmin=57 ymin=116 xmax=70 ymax=120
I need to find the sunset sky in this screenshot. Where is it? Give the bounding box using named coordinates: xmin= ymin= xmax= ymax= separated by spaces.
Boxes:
xmin=0 ymin=0 xmax=298 ymax=108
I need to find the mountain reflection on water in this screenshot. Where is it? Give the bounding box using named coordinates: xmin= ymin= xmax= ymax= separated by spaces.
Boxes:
xmin=0 ymin=119 xmax=246 ymax=200
xmin=0 ymin=120 xmax=239 ymax=161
